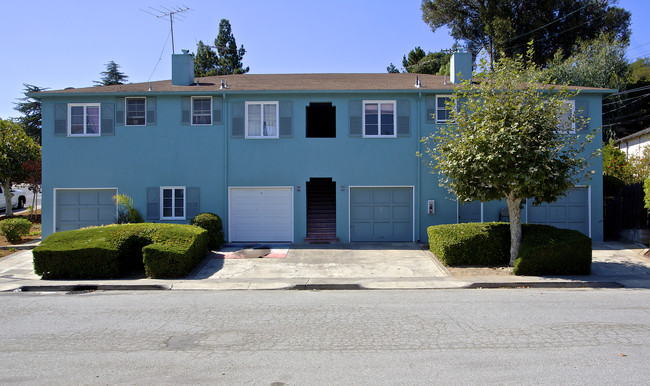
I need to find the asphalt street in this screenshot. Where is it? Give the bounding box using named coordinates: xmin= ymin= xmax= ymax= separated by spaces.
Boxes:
xmin=1 ymin=288 xmax=648 ymax=384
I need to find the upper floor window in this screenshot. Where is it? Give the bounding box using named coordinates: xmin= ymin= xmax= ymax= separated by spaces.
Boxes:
xmin=68 ymin=103 xmax=100 ymax=136
xmin=363 ymin=100 xmax=396 ymax=138
xmin=246 ymin=101 xmax=278 ymax=138
xmin=306 ymin=102 xmax=336 ymax=138
xmin=436 ymin=96 xmax=451 ymax=123
xmin=559 ymin=100 xmax=576 ymax=134
xmin=192 ymin=97 xmax=212 ymax=125
xmin=160 ymin=186 xmax=185 ymax=220
xmin=126 ymin=97 xmax=146 ymax=126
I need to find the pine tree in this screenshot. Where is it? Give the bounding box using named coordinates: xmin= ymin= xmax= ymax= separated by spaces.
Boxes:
xmin=94 ymin=61 xmax=129 ymax=86
xmin=193 ymin=19 xmax=249 ymax=77
xmin=14 ymin=84 xmax=46 ymax=145
xmin=194 ymin=41 xmax=219 ymax=77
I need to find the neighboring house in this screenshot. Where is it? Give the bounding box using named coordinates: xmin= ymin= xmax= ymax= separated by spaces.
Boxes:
xmin=616 ymin=127 xmax=650 ymax=159
xmin=33 ymin=52 xmax=607 ymax=242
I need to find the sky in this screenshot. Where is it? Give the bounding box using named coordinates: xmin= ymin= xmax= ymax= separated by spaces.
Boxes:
xmin=1 ymin=0 xmax=649 ymax=120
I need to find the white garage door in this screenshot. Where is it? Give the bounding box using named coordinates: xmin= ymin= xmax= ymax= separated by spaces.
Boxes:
xmin=526 ymin=187 xmax=590 ymax=236
xmin=229 ymin=187 xmax=293 ymax=242
xmin=55 ymin=189 xmax=117 ymax=232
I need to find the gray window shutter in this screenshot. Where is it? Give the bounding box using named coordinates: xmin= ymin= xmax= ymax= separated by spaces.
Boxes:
xmin=213 ymin=97 xmax=223 ymax=125
xmin=231 ymin=101 xmax=245 ymax=138
xmin=146 ymin=97 xmax=156 ymax=126
xmin=147 ymin=187 xmax=160 ymax=220
xmin=101 ymin=103 xmax=115 ymax=136
xmin=186 ymin=187 xmax=200 ymax=220
xmin=279 ymin=101 xmax=292 ymax=138
xmin=425 ymin=95 xmax=436 ymax=123
xmin=115 ymin=98 xmax=125 ymax=126
xmin=349 ymin=100 xmax=362 ymax=137
xmin=575 ymin=99 xmax=589 ymax=131
xmin=54 ymin=103 xmax=67 ymax=136
xmin=397 ymin=100 xmax=410 ymax=137
xmin=181 ymin=97 xmax=191 ymax=125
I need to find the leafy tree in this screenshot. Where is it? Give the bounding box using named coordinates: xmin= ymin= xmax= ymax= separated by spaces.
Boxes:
xmin=402 ymin=47 xmax=452 ymax=75
xmin=0 ymin=119 xmax=41 ymax=217
xmin=94 ymin=61 xmax=129 ymax=86
xmin=194 ymin=40 xmax=219 ymax=77
xmin=602 ymin=139 xmax=633 ymax=182
xmin=603 ymin=57 xmax=650 ymax=139
xmin=14 ymin=84 xmax=47 ymax=145
xmin=421 ymin=0 xmax=631 ymax=66
xmin=22 ymin=159 xmax=41 ymax=221
xmin=545 ymin=34 xmax=628 ymax=90
xmin=419 ymin=51 xmax=595 ymax=265
xmin=386 ymin=63 xmax=400 ymax=73
xmin=193 ymin=19 xmax=249 ymax=77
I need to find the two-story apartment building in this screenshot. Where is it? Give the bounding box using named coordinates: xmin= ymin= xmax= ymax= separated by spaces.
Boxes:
xmin=34 ymin=51 xmax=606 ymax=243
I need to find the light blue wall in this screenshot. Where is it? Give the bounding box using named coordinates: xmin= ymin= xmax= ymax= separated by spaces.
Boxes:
xmin=40 ymin=90 xmax=605 ymax=242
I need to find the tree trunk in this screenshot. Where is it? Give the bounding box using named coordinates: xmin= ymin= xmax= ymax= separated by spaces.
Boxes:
xmin=506 ymin=193 xmax=522 ymax=266
xmin=2 ymin=180 xmax=13 ymax=217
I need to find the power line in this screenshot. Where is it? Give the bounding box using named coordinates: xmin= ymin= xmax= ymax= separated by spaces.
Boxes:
xmin=147 ymin=30 xmax=172 ymax=82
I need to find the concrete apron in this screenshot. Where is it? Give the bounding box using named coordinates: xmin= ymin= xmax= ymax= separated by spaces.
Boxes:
xmin=181 ymin=242 xmax=458 ymax=290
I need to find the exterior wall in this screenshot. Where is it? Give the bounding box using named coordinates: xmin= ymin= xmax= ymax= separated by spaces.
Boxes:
xmin=40 ymin=90 xmax=605 ymax=242
xmin=619 ymin=134 xmax=650 ymax=159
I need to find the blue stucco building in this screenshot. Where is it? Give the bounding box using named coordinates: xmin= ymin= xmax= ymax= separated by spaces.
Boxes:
xmin=34 ymin=52 xmax=606 ymax=243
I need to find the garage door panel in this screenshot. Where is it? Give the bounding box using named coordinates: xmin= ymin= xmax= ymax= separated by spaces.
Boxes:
xmin=229 ymin=188 xmax=293 ymax=242
xmin=56 ymin=189 xmax=117 ymax=232
xmin=350 ymin=187 xmax=413 ymax=242
xmin=527 ymin=188 xmax=589 ymax=236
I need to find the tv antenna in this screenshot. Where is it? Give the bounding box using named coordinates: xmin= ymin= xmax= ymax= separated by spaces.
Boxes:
xmin=141 ymin=6 xmax=191 ymax=54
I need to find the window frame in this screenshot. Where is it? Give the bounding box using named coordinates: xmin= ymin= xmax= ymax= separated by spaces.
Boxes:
xmin=362 ymin=100 xmax=397 ymax=138
xmin=435 ymin=95 xmax=452 ymax=124
xmin=125 ymin=97 xmax=147 ymax=126
xmin=68 ymin=103 xmax=101 ymax=137
xmin=559 ymin=100 xmax=576 ymax=134
xmin=245 ymin=101 xmax=279 ymax=139
xmin=191 ymin=96 xmax=212 ymax=126
xmin=160 ymin=186 xmax=186 ymax=220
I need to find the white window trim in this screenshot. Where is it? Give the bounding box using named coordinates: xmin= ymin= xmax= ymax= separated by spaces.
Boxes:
xmin=560 ymin=99 xmax=576 ymax=134
xmin=435 ymin=95 xmax=452 ymax=124
xmin=191 ymin=96 xmax=212 ymax=126
xmin=362 ymin=100 xmax=397 ymax=138
xmin=125 ymin=97 xmax=147 ymax=126
xmin=160 ymin=186 xmax=186 ymax=220
xmin=245 ymin=101 xmax=279 ymax=139
xmin=68 ymin=103 xmax=101 ymax=136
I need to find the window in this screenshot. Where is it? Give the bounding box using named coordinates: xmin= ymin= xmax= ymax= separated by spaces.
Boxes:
xmin=126 ymin=98 xmax=146 ymax=126
xmin=363 ymin=100 xmax=396 ymax=137
xmin=160 ymin=187 xmax=185 ymax=220
xmin=559 ymin=100 xmax=576 ymax=133
xmin=436 ymin=96 xmax=451 ymax=123
xmin=68 ymin=103 xmax=100 ymax=136
xmin=192 ymin=97 xmax=212 ymax=125
xmin=306 ymin=102 xmax=336 ymax=138
xmin=246 ymin=102 xmax=278 ymax=138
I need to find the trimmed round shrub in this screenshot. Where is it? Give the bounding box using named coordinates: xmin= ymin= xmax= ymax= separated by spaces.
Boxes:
xmin=428 ymin=222 xmax=510 ymax=266
xmin=514 ymin=224 xmax=592 ymax=276
xmin=190 ymin=212 xmax=224 ymax=250
xmin=0 ymin=217 xmax=33 ymax=243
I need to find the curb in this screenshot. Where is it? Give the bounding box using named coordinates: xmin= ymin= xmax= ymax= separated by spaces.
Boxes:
xmin=10 ymin=284 xmax=172 ymax=292
xmin=467 ymin=281 xmax=624 ymax=289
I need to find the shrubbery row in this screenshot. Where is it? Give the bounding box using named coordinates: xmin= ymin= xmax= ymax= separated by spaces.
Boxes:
xmin=427 ymin=222 xmax=591 ymax=275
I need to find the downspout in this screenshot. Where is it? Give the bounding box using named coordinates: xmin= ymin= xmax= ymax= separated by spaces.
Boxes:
xmin=417 ymin=91 xmax=422 ymax=242
xmin=223 ymin=93 xmax=228 ymax=241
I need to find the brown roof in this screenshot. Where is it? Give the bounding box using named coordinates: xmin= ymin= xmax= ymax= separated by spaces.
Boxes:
xmin=34 ymin=73 xmax=610 ymax=95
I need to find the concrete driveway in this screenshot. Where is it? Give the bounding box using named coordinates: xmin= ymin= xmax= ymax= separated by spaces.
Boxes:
xmin=186 ymin=242 xmax=451 ymax=289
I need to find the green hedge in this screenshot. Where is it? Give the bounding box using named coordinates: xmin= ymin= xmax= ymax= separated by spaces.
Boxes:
xmin=428 ymin=222 xmax=510 ymax=266
xmin=33 ymin=223 xmax=209 ymax=279
xmin=190 ymin=212 xmax=224 ymax=250
xmin=0 ymin=217 xmax=33 ymax=243
xmin=428 ymin=222 xmax=592 ymax=275
xmin=514 ymin=225 xmax=592 ymax=275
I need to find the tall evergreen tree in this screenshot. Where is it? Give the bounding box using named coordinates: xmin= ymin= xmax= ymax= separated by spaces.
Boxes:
xmin=94 ymin=61 xmax=129 ymax=86
xmin=14 ymin=84 xmax=46 ymax=145
xmin=193 ymin=19 xmax=249 ymax=77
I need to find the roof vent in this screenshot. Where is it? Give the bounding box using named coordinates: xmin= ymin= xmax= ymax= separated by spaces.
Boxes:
xmin=220 ymin=80 xmax=228 ymax=89
xmin=415 ymin=76 xmax=422 ymax=88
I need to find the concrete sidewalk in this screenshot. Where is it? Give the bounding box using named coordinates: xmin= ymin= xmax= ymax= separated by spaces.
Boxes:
xmin=0 ymin=241 xmax=648 ymax=291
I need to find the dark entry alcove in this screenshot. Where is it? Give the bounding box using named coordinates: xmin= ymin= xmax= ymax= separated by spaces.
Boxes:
xmin=306 ymin=102 xmax=336 ymax=138
xmin=305 ymin=178 xmax=337 ymax=242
